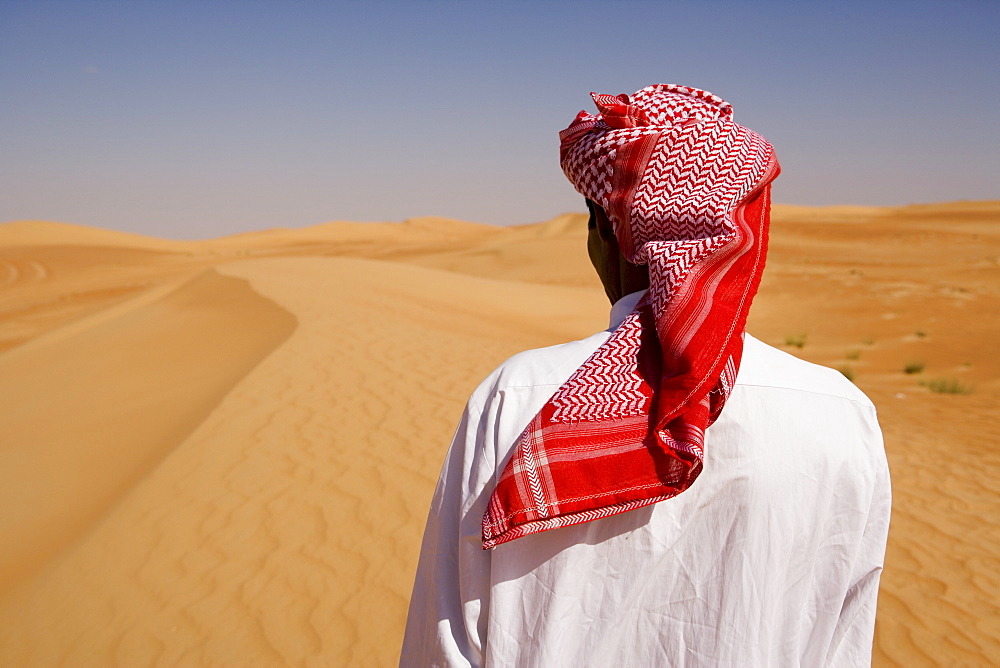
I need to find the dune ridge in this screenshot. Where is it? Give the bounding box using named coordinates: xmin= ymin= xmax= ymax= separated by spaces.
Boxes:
xmin=0 ymin=201 xmax=997 ymax=666
xmin=0 ymin=269 xmax=297 ymax=594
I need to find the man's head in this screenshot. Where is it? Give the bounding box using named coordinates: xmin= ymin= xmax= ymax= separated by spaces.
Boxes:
xmin=586 ymin=198 xmax=649 ymax=305
xmin=561 ymin=84 xmax=778 ymax=320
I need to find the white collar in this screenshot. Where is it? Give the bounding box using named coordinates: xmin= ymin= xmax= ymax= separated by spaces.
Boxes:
xmin=608 ymin=290 xmax=646 ymax=330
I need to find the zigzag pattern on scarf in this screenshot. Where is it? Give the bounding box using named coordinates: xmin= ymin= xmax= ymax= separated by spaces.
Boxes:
xmin=519 ymin=425 xmax=550 ymax=520
xmin=632 ymin=125 xmax=739 ymax=244
xmin=642 ymin=237 xmax=727 ymax=318
xmin=550 ymin=312 xmax=648 ymax=423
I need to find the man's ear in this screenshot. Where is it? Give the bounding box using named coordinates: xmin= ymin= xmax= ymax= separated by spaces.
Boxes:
xmin=586 ymin=199 xmax=597 ymax=230
xmin=594 ymin=205 xmax=618 ymax=244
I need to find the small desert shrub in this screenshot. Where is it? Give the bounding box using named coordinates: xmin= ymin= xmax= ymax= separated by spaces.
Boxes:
xmin=903 ymin=361 xmax=925 ymax=375
xmin=784 ymin=333 xmax=807 ymax=349
xmin=921 ymin=378 xmax=972 ymax=395
xmin=838 ymin=366 xmax=856 ymax=382
xmin=915 ymin=330 xmax=927 ymax=338
xmin=862 ymin=337 xmax=875 ymax=346
xmin=846 ymin=349 xmax=861 ymax=360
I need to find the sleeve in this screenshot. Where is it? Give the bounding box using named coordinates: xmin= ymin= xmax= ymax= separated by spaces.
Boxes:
xmin=400 ymin=393 xmax=497 ymax=668
xmin=826 ymin=406 xmax=893 ymax=667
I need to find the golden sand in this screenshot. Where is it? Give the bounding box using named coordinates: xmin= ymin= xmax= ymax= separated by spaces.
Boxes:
xmin=0 ymin=202 xmax=997 ymax=665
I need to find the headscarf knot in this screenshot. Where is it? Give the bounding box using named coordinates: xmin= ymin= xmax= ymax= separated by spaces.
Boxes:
xmin=591 ymin=92 xmax=652 ymax=129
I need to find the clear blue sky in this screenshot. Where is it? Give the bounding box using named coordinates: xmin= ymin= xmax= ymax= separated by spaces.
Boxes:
xmin=2 ymin=0 xmax=997 ymax=239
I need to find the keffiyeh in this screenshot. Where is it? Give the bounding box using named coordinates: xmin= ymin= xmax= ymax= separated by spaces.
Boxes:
xmin=482 ymin=84 xmax=779 ymax=549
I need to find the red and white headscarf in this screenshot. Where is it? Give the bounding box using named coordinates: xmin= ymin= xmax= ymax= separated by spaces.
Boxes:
xmin=482 ymin=84 xmax=780 ymax=549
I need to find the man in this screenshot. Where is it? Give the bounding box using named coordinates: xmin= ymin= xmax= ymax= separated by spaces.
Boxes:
xmin=402 ymin=85 xmax=890 ymax=667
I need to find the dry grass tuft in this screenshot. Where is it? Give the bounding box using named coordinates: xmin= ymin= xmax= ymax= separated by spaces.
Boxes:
xmin=920 ymin=378 xmax=973 ymax=395
xmin=784 ymin=333 xmax=807 ymax=349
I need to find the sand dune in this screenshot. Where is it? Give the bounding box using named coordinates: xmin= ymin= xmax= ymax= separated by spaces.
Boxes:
xmin=0 ymin=269 xmax=296 ymax=593
xmin=0 ymin=202 xmax=997 ymax=665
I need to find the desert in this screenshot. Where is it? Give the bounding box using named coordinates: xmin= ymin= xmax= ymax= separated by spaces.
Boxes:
xmin=1 ymin=201 xmax=998 ymax=666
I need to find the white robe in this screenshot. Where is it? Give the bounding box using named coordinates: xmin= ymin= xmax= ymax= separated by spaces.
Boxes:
xmin=402 ymin=292 xmax=891 ymax=667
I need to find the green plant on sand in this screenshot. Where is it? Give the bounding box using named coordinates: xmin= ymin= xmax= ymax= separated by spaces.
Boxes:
xmin=846 ymin=349 xmax=861 ymax=360
xmin=903 ymin=361 xmax=925 ymax=375
xmin=838 ymin=366 xmax=855 ymax=382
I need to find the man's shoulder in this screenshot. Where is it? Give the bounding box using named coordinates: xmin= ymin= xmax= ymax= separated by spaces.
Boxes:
xmin=468 ymin=331 xmax=610 ymax=407
xmin=739 ymin=334 xmax=875 ymax=409
xmin=465 ymin=330 xmax=878 ymax=417
xmin=731 ymin=335 xmax=886 ymax=483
